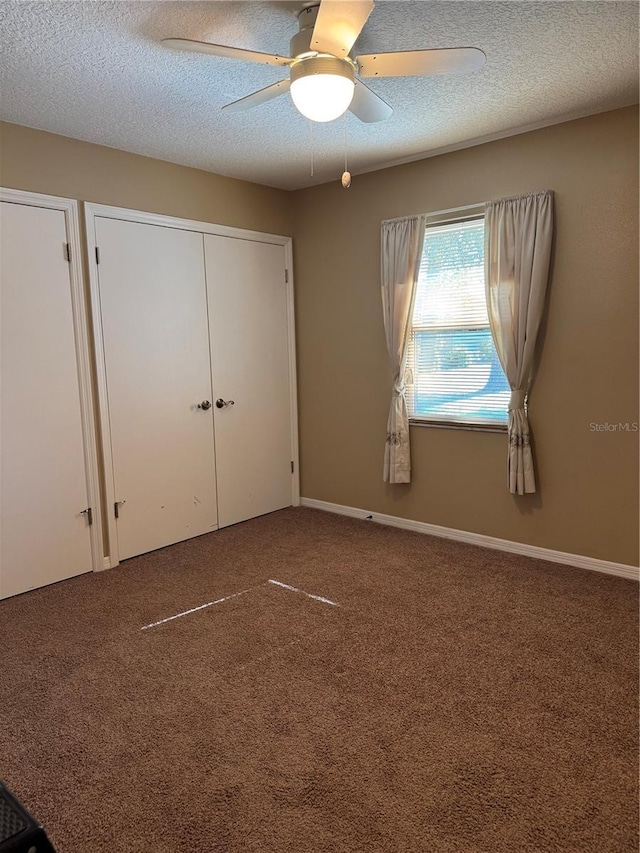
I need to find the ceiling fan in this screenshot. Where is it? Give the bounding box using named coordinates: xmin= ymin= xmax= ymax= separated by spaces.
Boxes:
xmin=163 ymin=1 xmax=486 ymax=124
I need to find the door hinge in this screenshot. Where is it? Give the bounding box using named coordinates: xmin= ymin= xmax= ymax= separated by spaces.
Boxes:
xmin=291 ymin=460 xmax=295 ymax=473
xmin=80 ymin=507 xmax=93 ymax=526
xmin=64 ymin=242 xmax=71 ymax=262
xmin=285 ymin=269 xmax=289 ymax=284
xmin=95 ymin=246 xmax=100 ymax=265
xmin=114 ymin=500 xmax=126 ymax=519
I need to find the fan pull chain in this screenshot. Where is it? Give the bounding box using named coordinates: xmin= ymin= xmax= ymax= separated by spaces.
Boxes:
xmin=341 ymin=113 xmax=351 ymax=188
xmin=308 ymin=119 xmax=314 ymax=177
xmin=344 ymin=114 xmax=348 ymax=172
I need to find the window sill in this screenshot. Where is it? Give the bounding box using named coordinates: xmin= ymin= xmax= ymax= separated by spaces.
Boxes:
xmin=409 ymin=418 xmax=507 ymax=434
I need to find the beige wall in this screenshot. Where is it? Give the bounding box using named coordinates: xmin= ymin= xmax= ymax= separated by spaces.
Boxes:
xmin=291 ymin=106 xmax=639 ymax=566
xmin=0 ymin=122 xmax=293 ymax=236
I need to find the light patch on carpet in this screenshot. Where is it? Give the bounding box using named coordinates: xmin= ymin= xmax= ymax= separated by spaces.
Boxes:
xmin=268 ymin=578 xmax=339 ymax=607
xmin=140 ymin=585 xmax=261 ymax=630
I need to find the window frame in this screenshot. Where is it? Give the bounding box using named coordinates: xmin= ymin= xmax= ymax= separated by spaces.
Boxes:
xmin=407 ymin=210 xmax=508 ymax=433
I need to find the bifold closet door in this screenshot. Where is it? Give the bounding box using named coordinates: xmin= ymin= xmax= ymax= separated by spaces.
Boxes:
xmin=0 ymin=201 xmax=93 ymax=599
xmin=204 ymin=235 xmax=293 ymax=528
xmin=95 ymin=217 xmax=218 ymax=560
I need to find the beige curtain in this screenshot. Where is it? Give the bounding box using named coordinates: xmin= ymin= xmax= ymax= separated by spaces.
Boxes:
xmin=381 ymin=214 xmax=426 ymax=483
xmin=485 ymin=190 xmax=554 ymax=494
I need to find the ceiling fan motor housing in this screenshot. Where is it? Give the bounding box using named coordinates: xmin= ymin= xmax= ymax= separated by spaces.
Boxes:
xmin=290 ymin=55 xmax=355 ymax=86
xmin=290 ymin=5 xmax=357 ymax=94
xmin=290 ymin=4 xmax=321 ymax=58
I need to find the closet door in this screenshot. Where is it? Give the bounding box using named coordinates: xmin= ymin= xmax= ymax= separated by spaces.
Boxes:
xmin=205 ymin=235 xmax=294 ymax=528
xmin=94 ymin=218 xmax=217 ymax=560
xmin=0 ymin=200 xmax=93 ymax=598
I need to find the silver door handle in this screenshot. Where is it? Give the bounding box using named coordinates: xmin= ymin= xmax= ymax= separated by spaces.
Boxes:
xmin=197 ymin=400 xmax=212 ymax=410
xmin=215 ymin=399 xmax=235 ymax=409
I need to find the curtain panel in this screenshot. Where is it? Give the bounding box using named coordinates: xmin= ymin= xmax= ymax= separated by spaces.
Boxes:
xmin=485 ymin=190 xmax=554 ymax=494
xmin=381 ymin=214 xmax=426 ymax=483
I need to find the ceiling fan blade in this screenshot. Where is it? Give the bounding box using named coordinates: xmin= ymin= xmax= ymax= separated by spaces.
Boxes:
xmin=222 ymin=80 xmax=291 ymax=113
xmin=349 ymin=79 xmax=392 ymax=123
xmin=356 ymin=47 xmax=486 ymax=78
xmin=162 ymin=38 xmax=292 ymax=67
xmin=311 ymin=0 xmax=375 ymax=57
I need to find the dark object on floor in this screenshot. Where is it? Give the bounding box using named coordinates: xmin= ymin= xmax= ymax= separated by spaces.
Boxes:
xmin=0 ymin=782 xmax=57 ymax=853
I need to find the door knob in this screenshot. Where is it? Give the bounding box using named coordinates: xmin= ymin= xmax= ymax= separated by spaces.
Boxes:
xmin=197 ymin=400 xmax=212 ymax=410
xmin=215 ymin=399 xmax=235 ymax=408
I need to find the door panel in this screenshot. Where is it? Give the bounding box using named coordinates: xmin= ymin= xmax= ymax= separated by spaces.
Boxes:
xmin=0 ymin=201 xmax=92 ymax=599
xmin=205 ymin=235 xmax=293 ymax=528
xmin=95 ymin=218 xmax=217 ymax=560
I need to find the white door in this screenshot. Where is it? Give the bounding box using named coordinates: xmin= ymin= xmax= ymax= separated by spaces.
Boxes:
xmin=204 ymin=235 xmax=293 ymax=528
xmin=95 ymin=218 xmax=217 ymax=560
xmin=0 ymin=201 xmax=93 ymax=599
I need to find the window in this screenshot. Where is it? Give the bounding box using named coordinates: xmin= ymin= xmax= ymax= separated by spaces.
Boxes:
xmin=406 ymin=216 xmax=510 ymax=428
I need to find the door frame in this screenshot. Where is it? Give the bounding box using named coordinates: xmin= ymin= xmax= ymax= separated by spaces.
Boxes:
xmin=84 ymin=202 xmax=299 ymax=569
xmin=1 ymin=187 xmax=105 ymax=574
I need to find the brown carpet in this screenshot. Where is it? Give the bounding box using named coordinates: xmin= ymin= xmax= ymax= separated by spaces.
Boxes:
xmin=0 ymin=507 xmax=637 ymax=853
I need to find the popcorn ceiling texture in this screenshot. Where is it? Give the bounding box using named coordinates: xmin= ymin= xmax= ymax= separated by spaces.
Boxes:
xmin=0 ymin=1 xmax=637 ymax=189
xmin=0 ymin=507 xmax=637 ymax=852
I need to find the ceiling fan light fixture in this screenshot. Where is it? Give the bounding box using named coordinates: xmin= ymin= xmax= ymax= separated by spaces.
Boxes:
xmin=290 ymin=56 xmax=355 ymax=122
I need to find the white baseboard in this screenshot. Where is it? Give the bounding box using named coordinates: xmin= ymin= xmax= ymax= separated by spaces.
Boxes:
xmin=300 ymin=497 xmax=639 ymax=581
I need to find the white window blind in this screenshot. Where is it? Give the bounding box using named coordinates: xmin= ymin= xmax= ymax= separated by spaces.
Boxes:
xmin=407 ymin=217 xmax=509 ymax=427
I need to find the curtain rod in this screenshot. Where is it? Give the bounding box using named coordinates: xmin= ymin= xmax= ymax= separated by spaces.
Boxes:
xmin=382 ymin=201 xmax=485 ymax=226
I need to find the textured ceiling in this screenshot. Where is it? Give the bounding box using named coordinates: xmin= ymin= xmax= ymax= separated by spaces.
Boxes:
xmin=0 ymin=1 xmax=637 ymax=190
